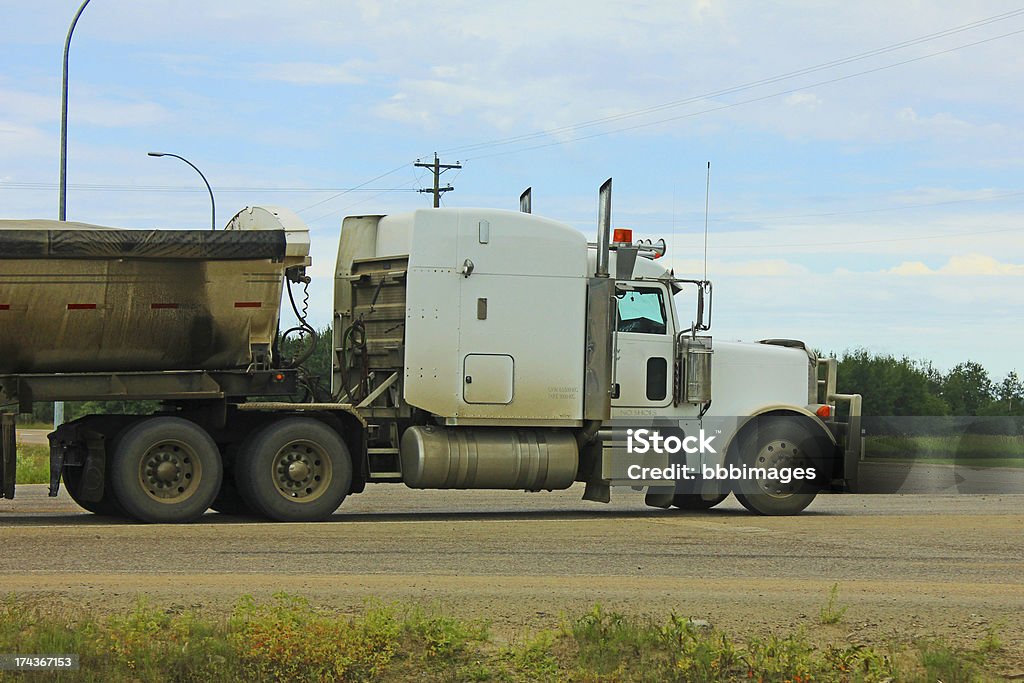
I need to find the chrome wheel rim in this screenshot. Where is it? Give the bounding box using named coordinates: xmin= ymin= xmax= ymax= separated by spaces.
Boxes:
xmin=753 ymin=439 xmax=807 ymax=498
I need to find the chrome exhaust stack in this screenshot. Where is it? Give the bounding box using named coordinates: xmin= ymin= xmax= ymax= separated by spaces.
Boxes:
xmin=519 ymin=187 xmax=532 ymax=213
xmin=596 ymin=178 xmax=611 ymax=278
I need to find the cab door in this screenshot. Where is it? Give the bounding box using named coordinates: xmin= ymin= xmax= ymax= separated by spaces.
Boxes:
xmin=612 ymin=282 xmax=675 ymax=409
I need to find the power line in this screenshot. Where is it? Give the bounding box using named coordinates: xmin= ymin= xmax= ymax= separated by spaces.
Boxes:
xmin=463 ymin=26 xmax=1024 ymax=161
xmin=292 ymin=162 xmax=411 ymax=214
xmin=440 ymin=8 xmax=1024 ymax=156
xmin=438 ymin=8 xmax=1024 ymax=157
xmin=305 ymin=175 xmax=425 ymax=225
xmin=671 ymin=225 xmax=1023 ymax=251
xmin=726 ymin=191 xmax=1024 ymax=223
xmin=0 ymin=181 xmax=419 ymax=193
xmin=301 ymin=9 xmax=1024 ymax=220
xmin=577 ymin=189 xmax=1024 ymax=226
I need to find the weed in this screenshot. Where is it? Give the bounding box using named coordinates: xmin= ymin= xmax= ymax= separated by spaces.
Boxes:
xmin=819 ymin=582 xmax=849 ymax=625
xmin=978 ymin=623 xmax=1003 ymax=654
xmin=504 ymin=630 xmax=561 ymax=682
xmin=918 ymin=640 xmax=984 ymax=683
xmin=15 ymin=444 xmax=49 ymax=485
xmin=0 ymin=595 xmax=1006 ymax=682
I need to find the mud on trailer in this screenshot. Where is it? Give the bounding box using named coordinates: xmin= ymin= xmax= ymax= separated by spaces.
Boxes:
xmin=0 ymin=181 xmax=862 ymax=522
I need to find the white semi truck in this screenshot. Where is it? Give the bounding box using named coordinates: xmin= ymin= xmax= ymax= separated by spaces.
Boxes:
xmin=0 ymin=180 xmax=861 ymax=522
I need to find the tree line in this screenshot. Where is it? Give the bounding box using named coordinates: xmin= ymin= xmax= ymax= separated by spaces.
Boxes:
xmin=836 ymin=349 xmax=1022 ymax=417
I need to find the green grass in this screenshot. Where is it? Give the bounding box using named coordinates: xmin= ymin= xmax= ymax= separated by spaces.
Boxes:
xmin=15 ymin=444 xmax=49 ymax=485
xmin=865 ymin=434 xmax=1024 ymax=466
xmin=0 ymin=594 xmax=1007 ymax=682
xmin=14 ymin=421 xmax=54 ymax=431
xmin=864 ymin=456 xmax=1024 ymax=468
xmin=819 ymin=583 xmax=848 ymax=625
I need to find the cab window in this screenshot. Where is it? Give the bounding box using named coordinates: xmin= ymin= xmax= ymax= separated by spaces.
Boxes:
xmin=616 ymin=287 xmax=667 ymax=335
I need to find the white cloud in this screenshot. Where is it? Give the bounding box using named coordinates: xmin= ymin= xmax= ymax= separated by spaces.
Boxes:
xmin=888 ymin=254 xmax=1024 ymax=276
xmin=668 ymin=257 xmax=809 ymax=278
xmin=0 ymin=86 xmax=168 ymax=128
xmin=258 ymin=61 xmax=367 ymax=86
xmin=76 ymin=99 xmax=170 ymax=128
xmin=785 ymin=92 xmax=821 ymax=108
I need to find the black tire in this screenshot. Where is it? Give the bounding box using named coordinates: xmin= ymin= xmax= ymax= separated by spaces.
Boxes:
xmin=209 ymin=444 xmax=255 ymax=516
xmin=235 ymin=418 xmax=352 ymax=522
xmin=109 ymin=417 xmax=222 ymax=523
xmin=210 ymin=477 xmax=255 ymax=516
xmin=732 ymin=419 xmax=821 ymax=516
xmin=672 ymin=492 xmax=729 ymax=510
xmin=62 ymin=464 xmax=124 ymax=517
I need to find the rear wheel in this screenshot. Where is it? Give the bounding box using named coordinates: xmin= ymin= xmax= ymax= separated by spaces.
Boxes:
xmin=235 ymin=418 xmax=352 ymax=522
xmin=62 ymin=463 xmax=123 ymax=517
xmin=672 ymin=492 xmax=728 ymax=510
xmin=109 ymin=417 xmax=222 ymax=523
xmin=732 ymin=419 xmax=821 ymax=516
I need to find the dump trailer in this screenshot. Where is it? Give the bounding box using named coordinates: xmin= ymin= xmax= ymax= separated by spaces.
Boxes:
xmin=0 ymin=182 xmax=861 ymax=523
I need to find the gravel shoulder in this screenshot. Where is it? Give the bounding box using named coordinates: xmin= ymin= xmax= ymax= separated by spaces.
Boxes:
xmin=2 ymin=485 xmax=1022 ymax=669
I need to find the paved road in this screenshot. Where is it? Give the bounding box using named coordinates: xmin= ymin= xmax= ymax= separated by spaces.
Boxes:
xmin=1 ymin=483 xmax=1022 ymax=664
xmin=14 ymin=428 xmax=49 ymax=446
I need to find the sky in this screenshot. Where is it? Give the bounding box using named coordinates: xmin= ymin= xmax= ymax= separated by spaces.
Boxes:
xmin=1 ymin=1 xmax=1022 ymax=381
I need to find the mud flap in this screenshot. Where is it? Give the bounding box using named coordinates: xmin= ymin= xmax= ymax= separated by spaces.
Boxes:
xmin=1 ymin=414 xmax=15 ymax=499
xmin=843 ymin=414 xmax=862 ymax=492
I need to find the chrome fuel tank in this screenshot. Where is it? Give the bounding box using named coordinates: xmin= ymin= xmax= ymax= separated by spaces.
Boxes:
xmin=400 ymin=425 xmax=579 ymax=490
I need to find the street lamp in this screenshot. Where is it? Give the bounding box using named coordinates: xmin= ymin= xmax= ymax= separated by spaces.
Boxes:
xmin=56 ymin=0 xmax=93 ymax=428
xmin=148 ymin=152 xmax=217 ymax=230
xmin=59 ymin=0 xmax=93 ymax=221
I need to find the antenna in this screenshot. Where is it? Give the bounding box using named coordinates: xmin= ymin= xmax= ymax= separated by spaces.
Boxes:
xmin=703 ymin=161 xmax=711 ymax=281
xmin=671 ymin=185 xmax=676 ymax=273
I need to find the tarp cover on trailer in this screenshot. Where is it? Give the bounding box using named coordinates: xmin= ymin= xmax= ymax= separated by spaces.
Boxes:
xmin=0 ymin=220 xmax=286 ymax=261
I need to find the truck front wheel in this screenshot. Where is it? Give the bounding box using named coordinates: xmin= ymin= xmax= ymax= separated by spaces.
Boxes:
xmin=234 ymin=417 xmax=352 ymax=522
xmin=731 ymin=419 xmax=821 ymax=516
xmin=109 ymin=417 xmax=222 ymax=523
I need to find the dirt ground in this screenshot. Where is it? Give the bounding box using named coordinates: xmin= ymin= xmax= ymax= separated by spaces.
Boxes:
xmin=2 ymin=484 xmax=1023 ymax=674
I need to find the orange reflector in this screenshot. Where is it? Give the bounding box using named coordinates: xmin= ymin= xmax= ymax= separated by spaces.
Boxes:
xmin=274 ymin=373 xmax=285 ymax=382
xmin=816 ymin=405 xmax=833 ymax=419
xmin=612 ymin=228 xmax=633 ymax=244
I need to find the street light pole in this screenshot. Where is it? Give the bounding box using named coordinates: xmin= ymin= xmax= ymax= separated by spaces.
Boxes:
xmin=59 ymin=0 xmax=93 ymax=222
xmin=56 ymin=0 xmax=93 ymax=428
xmin=148 ymin=152 xmax=217 ymax=230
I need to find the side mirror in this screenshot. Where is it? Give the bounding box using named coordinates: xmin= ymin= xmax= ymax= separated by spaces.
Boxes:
xmin=696 ymin=288 xmax=705 ymax=329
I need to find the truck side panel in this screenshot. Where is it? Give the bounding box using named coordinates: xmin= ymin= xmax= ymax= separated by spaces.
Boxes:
xmin=403 ymin=209 xmax=589 ymax=422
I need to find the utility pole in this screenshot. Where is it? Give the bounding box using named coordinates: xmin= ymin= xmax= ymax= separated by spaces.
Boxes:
xmin=414 ymin=153 xmax=461 ymax=207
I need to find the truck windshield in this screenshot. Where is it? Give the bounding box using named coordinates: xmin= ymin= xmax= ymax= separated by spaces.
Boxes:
xmin=616 ymin=287 xmax=667 ymax=335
